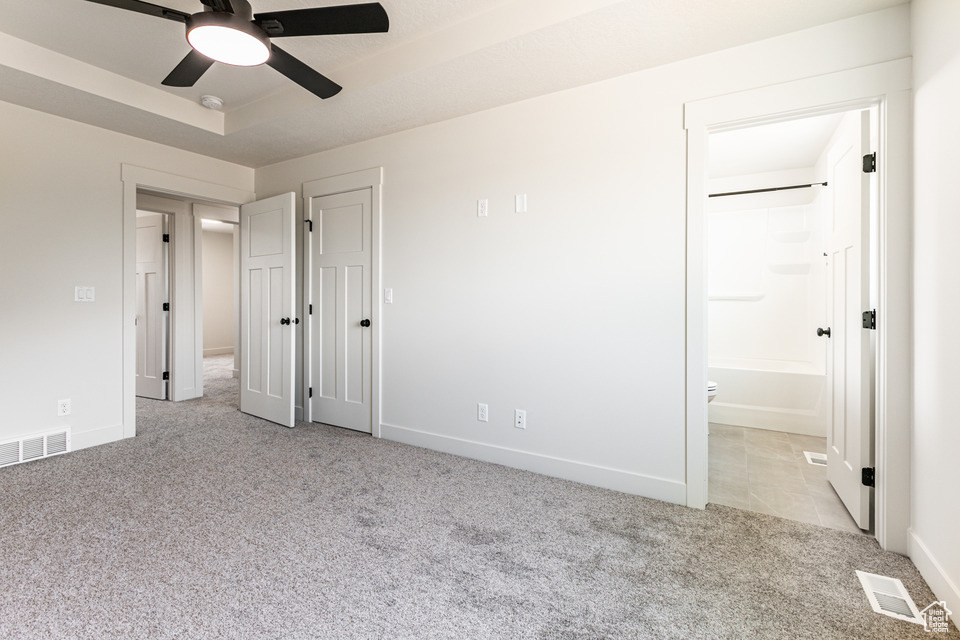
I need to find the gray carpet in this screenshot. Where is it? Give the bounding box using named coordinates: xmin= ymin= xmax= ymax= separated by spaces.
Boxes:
xmin=0 ymin=356 xmax=955 ymax=639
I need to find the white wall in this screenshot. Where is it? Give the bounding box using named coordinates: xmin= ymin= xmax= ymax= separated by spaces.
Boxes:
xmin=0 ymin=101 xmax=253 ymax=450
xmin=255 ymin=7 xmax=911 ymax=503
xmin=201 ymin=229 xmax=235 ymax=356
xmin=910 ymin=0 xmax=960 ymax=616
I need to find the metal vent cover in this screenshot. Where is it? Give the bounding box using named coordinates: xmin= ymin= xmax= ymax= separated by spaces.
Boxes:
xmin=0 ymin=429 xmax=71 ymax=469
xmin=856 ymin=570 xmax=923 ymax=624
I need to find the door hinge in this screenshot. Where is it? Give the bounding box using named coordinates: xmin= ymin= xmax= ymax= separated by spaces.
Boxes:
xmin=309 ymin=304 xmax=313 ymax=315
xmin=162 ymin=371 xmax=169 ymax=381
xmin=162 ymin=302 xmax=169 ymax=311
xmin=162 ymin=233 xmax=170 ymax=243
xmin=862 ymin=467 xmax=875 ymax=487
xmin=305 ymin=219 xmax=313 ymax=232
xmin=308 ymin=387 xmax=313 ymax=398
xmin=862 ymin=309 xmax=876 ymax=330
xmin=862 ymin=153 xmax=876 ymax=173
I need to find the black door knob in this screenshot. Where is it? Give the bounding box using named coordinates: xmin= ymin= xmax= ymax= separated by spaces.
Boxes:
xmin=280 ymin=317 xmax=290 ymax=325
xmin=294 ymin=318 xmax=300 ymax=325
xmin=360 ymin=319 xmax=371 ymax=328
xmin=817 ymin=327 xmax=831 ymax=337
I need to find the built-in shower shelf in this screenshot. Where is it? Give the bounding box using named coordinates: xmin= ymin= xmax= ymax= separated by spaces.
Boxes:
xmin=767 ymin=262 xmax=810 ymax=275
xmin=769 ymin=230 xmax=811 ymax=243
xmin=708 ymin=292 xmax=765 ymax=301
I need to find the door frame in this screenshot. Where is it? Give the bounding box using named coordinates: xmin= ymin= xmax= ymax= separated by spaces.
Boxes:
xmin=683 ymin=59 xmax=912 ymax=553
xmin=121 ymin=164 xmax=256 ymax=439
xmin=301 ymin=167 xmax=383 ymax=437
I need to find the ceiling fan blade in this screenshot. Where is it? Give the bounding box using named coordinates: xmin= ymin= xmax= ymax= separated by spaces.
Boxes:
xmin=82 ymin=0 xmax=189 ymax=22
xmin=198 ymin=0 xmax=234 ymax=12
xmin=161 ymin=50 xmax=216 ymax=87
xmin=254 ymin=2 xmax=389 ymax=37
xmin=267 ymin=45 xmax=342 ymax=99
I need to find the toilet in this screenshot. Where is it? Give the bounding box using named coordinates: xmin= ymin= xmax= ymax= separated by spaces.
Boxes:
xmin=707 ymin=380 xmax=718 ymax=403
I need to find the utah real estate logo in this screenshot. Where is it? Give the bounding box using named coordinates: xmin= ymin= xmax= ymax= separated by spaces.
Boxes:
xmin=920 ymin=601 xmax=952 ymax=633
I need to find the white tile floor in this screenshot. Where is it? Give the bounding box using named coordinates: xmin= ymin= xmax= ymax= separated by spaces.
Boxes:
xmin=708 ymin=423 xmax=868 ymax=535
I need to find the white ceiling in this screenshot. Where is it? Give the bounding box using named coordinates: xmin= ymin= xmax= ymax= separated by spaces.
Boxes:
xmin=708 ymin=112 xmax=846 ymax=178
xmin=0 ymin=0 xmax=905 ymax=168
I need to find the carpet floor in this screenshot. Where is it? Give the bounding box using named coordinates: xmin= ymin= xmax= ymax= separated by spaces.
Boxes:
xmin=0 ymin=356 xmax=955 ymax=639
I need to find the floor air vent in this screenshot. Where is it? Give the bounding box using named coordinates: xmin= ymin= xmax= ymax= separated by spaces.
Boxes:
xmin=0 ymin=428 xmax=71 ymax=469
xmin=804 ymin=451 xmax=827 ymax=466
xmin=856 ymin=570 xmax=924 ymax=624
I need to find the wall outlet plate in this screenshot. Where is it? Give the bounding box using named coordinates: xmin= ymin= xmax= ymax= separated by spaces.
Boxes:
xmin=477 ymin=199 xmax=488 ymax=217
xmin=514 ymin=409 xmax=526 ymax=429
xmin=57 ymin=399 xmax=71 ymax=416
xmin=477 ymin=403 xmax=488 ymax=422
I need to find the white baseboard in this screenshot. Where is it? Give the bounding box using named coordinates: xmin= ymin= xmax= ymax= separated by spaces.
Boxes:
xmin=709 ymin=402 xmax=826 ymax=437
xmin=70 ymin=424 xmax=125 ymax=451
xmin=203 ymin=347 xmax=234 ymax=356
xmin=380 ymin=423 xmax=686 ymax=505
xmin=908 ymin=529 xmax=960 ymax=618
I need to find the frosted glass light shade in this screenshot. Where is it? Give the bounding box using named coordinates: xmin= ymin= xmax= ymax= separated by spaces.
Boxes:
xmin=187 ymin=25 xmax=269 ymax=66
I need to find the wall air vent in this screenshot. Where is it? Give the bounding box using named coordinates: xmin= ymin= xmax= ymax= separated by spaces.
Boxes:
xmin=0 ymin=428 xmax=72 ymax=469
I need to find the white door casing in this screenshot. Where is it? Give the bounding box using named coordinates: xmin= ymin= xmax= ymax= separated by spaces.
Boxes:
xmin=240 ymin=192 xmax=296 ymax=428
xmin=306 ymin=188 xmax=373 ymax=433
xmin=135 ymin=212 xmax=167 ymax=400
xmin=825 ymin=110 xmax=873 ymax=529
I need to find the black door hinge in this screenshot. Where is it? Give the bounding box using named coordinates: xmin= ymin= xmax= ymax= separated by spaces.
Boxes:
xmin=862 ymin=153 xmax=876 ymax=173
xmin=309 ymin=304 xmax=313 ymax=315
xmin=305 ymin=219 xmax=313 ymax=232
xmin=308 ymin=387 xmax=313 ymax=398
xmin=862 ymin=309 xmax=876 ymax=330
xmin=862 ymin=467 xmax=875 ymax=487
xmin=162 ymin=302 xmax=169 ymax=311
xmin=162 ymin=233 xmax=170 ymax=243
xmin=162 ymin=371 xmax=170 ymax=381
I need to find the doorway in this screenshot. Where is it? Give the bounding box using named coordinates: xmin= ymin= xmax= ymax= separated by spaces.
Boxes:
xmin=682 ymin=60 xmax=912 ymax=553
xmin=200 ymin=215 xmax=239 ymax=404
xmin=703 ymin=109 xmax=875 ymax=534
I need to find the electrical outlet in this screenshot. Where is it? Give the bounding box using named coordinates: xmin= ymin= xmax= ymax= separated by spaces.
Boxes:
xmin=57 ymin=399 xmax=71 ymax=416
xmin=514 ymin=409 xmax=526 ymax=429
xmin=477 ymin=403 xmax=488 ymax=422
xmin=477 ymin=199 xmax=488 ymax=217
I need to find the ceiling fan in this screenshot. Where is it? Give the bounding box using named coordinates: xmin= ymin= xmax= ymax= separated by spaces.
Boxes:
xmin=83 ymin=0 xmax=389 ymax=99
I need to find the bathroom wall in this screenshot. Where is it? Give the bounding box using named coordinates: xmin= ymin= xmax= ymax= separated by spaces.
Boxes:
xmin=707 ymin=168 xmax=829 ymax=435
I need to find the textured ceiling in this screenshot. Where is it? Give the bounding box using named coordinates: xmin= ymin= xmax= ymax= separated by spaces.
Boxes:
xmin=0 ymin=0 xmax=907 ymax=168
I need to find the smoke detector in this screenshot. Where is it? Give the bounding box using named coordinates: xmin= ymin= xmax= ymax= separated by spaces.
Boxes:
xmin=200 ymin=95 xmax=223 ymax=110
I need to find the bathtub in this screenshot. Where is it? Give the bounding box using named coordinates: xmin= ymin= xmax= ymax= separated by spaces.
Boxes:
xmin=707 ymin=357 xmax=827 ymax=437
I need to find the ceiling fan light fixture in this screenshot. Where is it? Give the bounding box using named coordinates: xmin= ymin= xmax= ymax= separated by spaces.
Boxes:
xmin=186 ymin=12 xmax=270 ymax=67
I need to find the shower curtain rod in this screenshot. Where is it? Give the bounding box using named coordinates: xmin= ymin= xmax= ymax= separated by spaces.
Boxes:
xmin=709 ymin=182 xmax=828 ymax=198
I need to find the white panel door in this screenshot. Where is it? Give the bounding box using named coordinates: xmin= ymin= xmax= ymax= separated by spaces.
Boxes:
xmin=826 ymin=110 xmax=873 ymax=529
xmin=136 ymin=212 xmax=167 ymax=400
xmin=240 ymin=192 xmax=296 ymax=428
xmin=307 ymin=189 xmax=372 ymax=433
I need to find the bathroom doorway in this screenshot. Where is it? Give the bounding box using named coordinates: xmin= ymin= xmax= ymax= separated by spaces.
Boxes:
xmin=703 ymin=108 xmax=877 ymax=534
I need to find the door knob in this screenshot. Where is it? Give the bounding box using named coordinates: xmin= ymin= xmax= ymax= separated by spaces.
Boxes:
xmin=360 ymin=319 xmax=371 ymax=327
xmin=817 ymin=327 xmax=831 ymax=337
xmin=280 ymin=317 xmax=290 ymax=325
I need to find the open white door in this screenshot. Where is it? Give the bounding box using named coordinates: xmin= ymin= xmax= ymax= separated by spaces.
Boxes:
xmin=305 ymin=188 xmax=373 ymax=433
xmin=240 ymin=192 xmax=296 ymax=428
xmin=825 ymin=110 xmax=873 ymax=529
xmin=136 ymin=212 xmax=168 ymax=399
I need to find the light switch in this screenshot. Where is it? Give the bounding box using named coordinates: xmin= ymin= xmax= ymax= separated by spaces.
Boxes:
xmin=85 ymin=287 xmax=95 ymax=302
xmin=75 ymin=287 xmax=85 ymax=301
xmin=384 ymin=288 xmax=393 ymax=304
xmin=515 ymin=194 xmax=527 ymax=213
